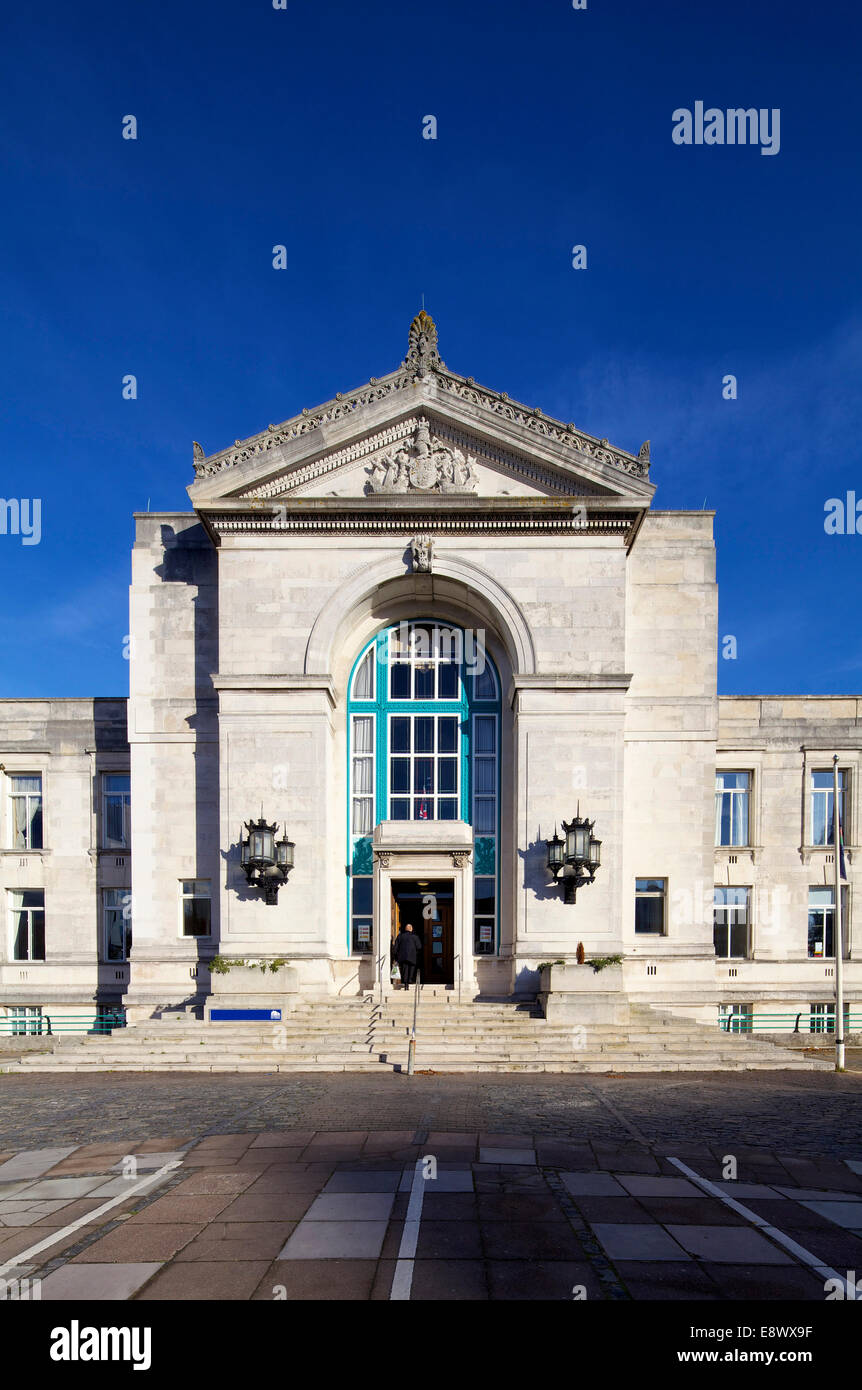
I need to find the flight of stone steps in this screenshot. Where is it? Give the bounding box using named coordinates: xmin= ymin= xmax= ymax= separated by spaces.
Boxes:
xmin=0 ymin=987 xmax=830 ymax=1074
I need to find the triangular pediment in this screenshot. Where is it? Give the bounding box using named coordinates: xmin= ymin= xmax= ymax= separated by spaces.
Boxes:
xmin=188 ymin=313 xmax=654 ymax=512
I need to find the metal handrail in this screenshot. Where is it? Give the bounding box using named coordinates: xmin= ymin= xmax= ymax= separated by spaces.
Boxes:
xmin=407 ymin=969 xmax=421 ymax=1075
xmin=718 ymin=1009 xmax=862 ymax=1035
xmin=0 ymin=1013 xmax=126 ymax=1037
xmin=454 ymin=953 xmax=462 ymax=1006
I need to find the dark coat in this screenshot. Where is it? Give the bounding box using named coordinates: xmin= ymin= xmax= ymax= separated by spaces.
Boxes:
xmin=393 ymin=929 xmax=420 ymax=965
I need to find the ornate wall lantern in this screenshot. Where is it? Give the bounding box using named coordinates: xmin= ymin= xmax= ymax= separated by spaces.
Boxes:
xmin=240 ymin=817 xmax=294 ymax=905
xmin=545 ymin=811 xmax=601 ymax=904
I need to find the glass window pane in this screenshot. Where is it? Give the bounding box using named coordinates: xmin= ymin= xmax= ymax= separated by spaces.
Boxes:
xmin=390 ymin=759 xmax=410 ymax=794
xmin=30 ymin=911 xmax=45 ymax=960
xmin=474 ymin=800 xmax=495 ymax=834
xmin=438 ymin=759 xmax=457 ymax=793
xmin=390 ymin=718 xmax=410 ymax=753
xmin=391 ymin=799 xmax=409 ymax=820
xmin=105 ymin=774 xmax=130 ymax=794
xmin=475 ymin=759 xmax=495 ymax=795
xmin=21 ymin=890 xmax=44 ymax=909
xmin=353 ymin=878 xmax=372 ymax=915
xmin=353 ymin=716 xmax=373 ymax=754
xmin=414 ymin=798 xmax=434 ymax=819
xmin=415 ymin=718 xmax=434 ymax=753
xmin=474 ymin=716 xmax=496 ymax=754
xmin=438 ymin=799 xmax=457 ymax=820
xmin=29 ymin=802 xmax=43 ymax=849
xmin=475 ymin=878 xmax=495 ymax=916
xmin=415 ymin=665 xmax=434 ymax=700
xmin=13 ymin=911 xmax=28 ymax=959
xmin=353 ymin=758 xmax=372 ymax=795
xmin=352 ymin=799 xmax=372 ymax=835
xmin=353 ymin=648 xmax=374 ymax=699
xmin=729 ymin=918 xmax=748 ymax=957
xmin=438 ymin=718 xmax=458 ymax=753
xmin=636 ymin=879 xmax=665 ymax=894
xmin=390 ymin=663 xmax=410 ymax=699
xmin=438 ymin=663 xmax=458 ymax=698
xmin=635 ymin=896 xmax=664 ymax=933
xmin=473 ymin=665 xmax=495 ymax=699
xmin=414 ymin=758 xmax=434 ymax=793
xmin=184 ymin=898 xmax=211 ymax=936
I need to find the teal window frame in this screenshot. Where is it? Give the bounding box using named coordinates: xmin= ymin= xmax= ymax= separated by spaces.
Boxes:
xmin=347 ymin=621 xmax=501 ymax=958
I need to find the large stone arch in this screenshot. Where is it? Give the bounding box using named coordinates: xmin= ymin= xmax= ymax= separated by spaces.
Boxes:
xmin=304 ymin=553 xmax=537 ymax=681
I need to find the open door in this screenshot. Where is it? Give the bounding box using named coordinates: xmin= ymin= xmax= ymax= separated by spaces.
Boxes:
xmin=390 ymin=880 xmax=454 ymax=986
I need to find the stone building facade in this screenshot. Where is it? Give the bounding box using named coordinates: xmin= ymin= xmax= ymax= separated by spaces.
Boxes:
xmin=0 ymin=315 xmax=859 ymax=1033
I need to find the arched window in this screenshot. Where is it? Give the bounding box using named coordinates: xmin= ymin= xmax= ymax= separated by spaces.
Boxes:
xmin=347 ymin=621 xmax=500 ymax=958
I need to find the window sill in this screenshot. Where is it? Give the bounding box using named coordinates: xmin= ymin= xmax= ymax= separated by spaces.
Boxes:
xmin=0 ymin=848 xmax=48 ymax=856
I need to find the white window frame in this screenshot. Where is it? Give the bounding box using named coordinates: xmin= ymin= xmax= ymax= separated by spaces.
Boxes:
xmin=713 ymin=886 xmax=751 ymax=959
xmin=809 ymin=768 xmax=848 ymax=848
xmin=718 ymin=1003 xmax=752 ymax=1034
xmin=714 ymin=771 xmax=751 ymax=847
xmin=387 ymin=713 xmax=460 ymax=822
xmin=387 ymin=623 xmax=464 ymax=702
xmin=350 ymin=714 xmax=376 ymax=838
xmin=179 ymin=880 xmax=212 ymax=939
xmin=350 ymin=644 xmax=376 ymax=701
xmin=9 ymin=1006 xmax=43 ymax=1036
xmin=101 ymin=773 xmax=131 ymax=849
xmin=8 ymin=772 xmax=43 ymax=850
xmin=9 ymin=888 xmax=45 ymax=961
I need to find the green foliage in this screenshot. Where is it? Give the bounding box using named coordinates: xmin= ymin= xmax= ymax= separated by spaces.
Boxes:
xmin=536 ymin=960 xmax=565 ymax=972
xmin=588 ymin=954 xmax=624 ymax=973
xmin=208 ymin=955 xmax=289 ymax=975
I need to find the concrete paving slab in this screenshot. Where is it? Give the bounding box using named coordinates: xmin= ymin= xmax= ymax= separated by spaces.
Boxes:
xmin=800 ymin=1200 xmax=862 ymax=1230
xmin=591 ymin=1223 xmax=692 ymax=1261
xmin=23 ymin=1176 xmax=108 ymax=1199
xmin=277 ymin=1220 xmax=389 ymax=1260
xmin=304 ymin=1193 xmax=395 ymax=1222
xmin=399 ymin=1169 xmax=474 ymax=1193
xmin=40 ymin=1262 xmax=162 ymax=1300
xmin=666 ymin=1224 xmax=793 ymax=1263
xmin=478 ymin=1147 xmax=536 ymax=1165
xmin=559 ymin=1172 xmax=627 ymax=1197
xmin=0 ymin=1147 xmax=78 ymax=1181
xmin=323 ymin=1171 xmax=402 ymax=1193
xmin=617 ymin=1175 xmax=700 ymax=1197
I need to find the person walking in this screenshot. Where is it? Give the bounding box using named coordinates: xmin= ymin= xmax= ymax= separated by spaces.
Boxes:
xmin=392 ymin=922 xmax=421 ymax=990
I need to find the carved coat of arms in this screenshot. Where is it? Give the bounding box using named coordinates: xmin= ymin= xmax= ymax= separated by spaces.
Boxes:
xmin=367 ymin=418 xmax=478 ymax=495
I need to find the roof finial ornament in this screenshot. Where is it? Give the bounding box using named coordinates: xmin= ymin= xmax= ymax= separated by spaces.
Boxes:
xmin=638 ymin=440 xmax=650 ymax=465
xmin=404 ymin=309 xmax=443 ymax=380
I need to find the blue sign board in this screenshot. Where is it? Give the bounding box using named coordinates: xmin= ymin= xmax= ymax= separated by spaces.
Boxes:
xmin=210 ymin=1009 xmax=282 ymax=1022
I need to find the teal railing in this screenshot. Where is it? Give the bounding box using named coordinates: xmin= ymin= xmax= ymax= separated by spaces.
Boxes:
xmin=719 ymin=1011 xmax=862 ymax=1035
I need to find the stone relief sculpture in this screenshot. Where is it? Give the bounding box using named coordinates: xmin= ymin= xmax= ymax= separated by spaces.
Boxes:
xmin=410 ymin=534 xmax=434 ymax=572
xmin=367 ymin=418 xmax=479 ymax=495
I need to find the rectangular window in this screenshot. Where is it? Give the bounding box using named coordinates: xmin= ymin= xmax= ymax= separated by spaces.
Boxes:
xmin=807 ymin=886 xmax=849 ymax=958
xmin=10 ymin=1006 xmax=43 ymax=1036
xmin=181 ymin=880 xmax=211 ymax=937
xmin=635 ymin=878 xmax=666 ymax=934
xmin=10 ymin=889 xmax=45 ymax=960
xmin=474 ymin=876 xmax=495 ymax=955
xmin=9 ymin=775 xmax=42 ymax=850
xmin=388 ymin=714 xmax=460 ymax=822
xmin=103 ymin=888 xmax=132 ymax=962
xmin=351 ymin=716 xmax=374 ymax=836
xmin=713 ymin=886 xmax=751 ymax=959
xmin=388 ymin=624 xmax=465 ymax=702
xmin=715 ymin=772 xmax=750 ymax=847
xmin=472 ymin=715 xmax=497 ymax=835
xmin=809 ymin=1002 xmax=851 ymax=1035
xmin=351 ymin=876 xmax=373 ymax=954
xmin=810 ymin=770 xmax=847 ymax=847
xmin=102 ymin=774 xmax=131 ymax=848
xmin=718 ymin=1003 xmax=752 ymax=1034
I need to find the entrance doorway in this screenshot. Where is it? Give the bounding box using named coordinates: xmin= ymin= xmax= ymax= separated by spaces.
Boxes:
xmin=391 ymin=879 xmax=454 ymax=986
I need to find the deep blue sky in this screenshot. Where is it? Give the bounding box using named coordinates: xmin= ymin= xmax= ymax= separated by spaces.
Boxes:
xmin=1 ymin=0 xmax=860 ymax=696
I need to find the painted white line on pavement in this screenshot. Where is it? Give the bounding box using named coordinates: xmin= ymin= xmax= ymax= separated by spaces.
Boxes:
xmin=667 ymin=1156 xmax=852 ymax=1295
xmin=390 ymin=1159 xmax=427 ymax=1301
xmin=0 ymin=1160 xmax=183 ymax=1278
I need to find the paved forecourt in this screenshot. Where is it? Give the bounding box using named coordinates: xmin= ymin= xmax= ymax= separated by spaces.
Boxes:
xmin=3 ymin=1115 xmax=862 ymax=1300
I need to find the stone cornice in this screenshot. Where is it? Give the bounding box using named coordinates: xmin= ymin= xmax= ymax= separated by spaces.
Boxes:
xmin=197 ymin=499 xmax=642 ymax=544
